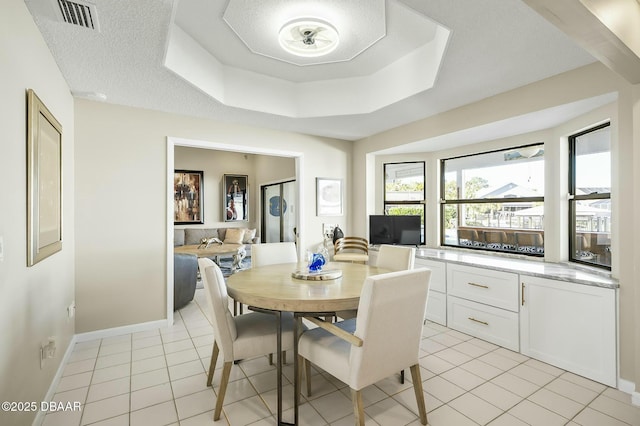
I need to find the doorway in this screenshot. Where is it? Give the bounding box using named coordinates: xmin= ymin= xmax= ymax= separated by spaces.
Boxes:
xmin=261 ymin=180 xmax=297 ymax=243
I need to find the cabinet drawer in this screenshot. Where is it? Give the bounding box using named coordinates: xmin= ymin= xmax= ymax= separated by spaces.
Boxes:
xmin=425 ymin=289 xmax=446 ymax=326
xmin=447 ymin=264 xmax=519 ymax=311
xmin=447 ymin=296 xmax=519 ymax=351
xmin=415 ymin=258 xmax=446 ymax=292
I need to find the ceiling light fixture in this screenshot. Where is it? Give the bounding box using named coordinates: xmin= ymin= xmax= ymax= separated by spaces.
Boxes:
xmin=278 ymin=18 xmax=339 ymax=57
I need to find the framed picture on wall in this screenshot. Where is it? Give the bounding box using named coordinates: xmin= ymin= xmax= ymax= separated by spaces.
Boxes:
xmin=27 ymin=89 xmax=63 ymax=266
xmin=224 ymin=174 xmax=248 ymax=221
xmin=174 ymin=170 xmax=204 ymax=224
xmin=316 ymin=177 xmax=343 ymax=216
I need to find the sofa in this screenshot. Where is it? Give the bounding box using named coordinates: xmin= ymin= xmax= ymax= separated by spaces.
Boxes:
xmin=174 ymin=227 xmax=260 ymax=257
xmin=174 ymin=253 xmax=198 ymax=310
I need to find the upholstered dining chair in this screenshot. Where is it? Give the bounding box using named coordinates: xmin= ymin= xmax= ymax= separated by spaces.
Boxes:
xmin=336 ymin=244 xmax=416 ymax=321
xmin=298 ymin=268 xmax=432 ymax=425
xmin=197 ymin=258 xmax=298 ymax=421
xmin=248 ymin=241 xmax=299 ymax=362
xmin=333 ymin=237 xmax=369 ymax=263
xmin=251 ymin=241 xmax=298 ymax=267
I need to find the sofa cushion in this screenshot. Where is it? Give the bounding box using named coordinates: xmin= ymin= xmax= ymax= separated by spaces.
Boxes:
xmin=185 ymin=228 xmax=219 ymax=245
xmin=224 ymin=228 xmax=245 ymax=244
xmin=243 ymin=228 xmax=257 ymax=244
xmin=217 ymin=228 xmax=227 ymax=241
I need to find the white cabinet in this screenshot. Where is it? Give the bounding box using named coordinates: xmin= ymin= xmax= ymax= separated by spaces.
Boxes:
xmin=448 ymin=296 xmax=519 ymax=351
xmin=416 ymin=258 xmax=446 ymax=326
xmin=447 ymin=263 xmax=519 ymax=312
xmin=447 ymin=263 xmax=520 ymax=351
xmin=520 ymin=276 xmax=617 ymax=387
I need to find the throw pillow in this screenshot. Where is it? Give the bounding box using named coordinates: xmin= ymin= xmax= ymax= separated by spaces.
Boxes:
xmin=242 ymin=228 xmax=257 ymax=244
xmin=224 ymin=228 xmax=245 ymax=244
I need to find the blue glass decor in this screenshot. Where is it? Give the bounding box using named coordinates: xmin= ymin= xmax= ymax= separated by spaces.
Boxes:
xmin=308 ymin=253 xmax=326 ymax=272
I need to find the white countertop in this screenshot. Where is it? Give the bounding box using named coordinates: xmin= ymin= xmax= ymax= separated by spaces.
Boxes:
xmin=402 ymin=247 xmax=618 ymax=289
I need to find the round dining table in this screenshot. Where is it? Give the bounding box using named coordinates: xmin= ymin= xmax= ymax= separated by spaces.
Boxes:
xmin=225 ymin=261 xmax=391 ymax=426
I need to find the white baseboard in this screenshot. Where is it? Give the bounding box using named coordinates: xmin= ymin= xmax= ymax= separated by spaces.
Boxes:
xmin=32 ymin=318 xmax=172 ymax=426
xmin=618 ymin=378 xmax=640 ymax=407
xmin=74 ymin=319 xmax=170 ymax=342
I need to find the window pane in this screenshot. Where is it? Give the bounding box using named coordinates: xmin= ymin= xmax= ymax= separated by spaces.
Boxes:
xmin=574 ymin=126 xmax=611 ymax=190
xmin=570 ymin=124 xmax=611 ymax=269
xmin=444 ymin=144 xmax=544 ymax=200
xmin=384 ymin=162 xmax=425 ymax=201
xmin=443 ymin=202 xmax=544 ymax=255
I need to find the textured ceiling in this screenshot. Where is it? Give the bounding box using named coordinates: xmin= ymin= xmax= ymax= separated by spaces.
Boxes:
xmin=24 ymin=0 xmax=597 ymax=144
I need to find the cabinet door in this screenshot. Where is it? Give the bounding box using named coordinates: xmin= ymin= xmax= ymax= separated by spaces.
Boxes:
xmin=416 ymin=258 xmax=447 ymax=326
xmin=520 ymin=276 xmax=616 ymax=387
xmin=415 ymin=258 xmax=446 ymax=292
xmin=425 ymin=290 xmax=446 ymax=326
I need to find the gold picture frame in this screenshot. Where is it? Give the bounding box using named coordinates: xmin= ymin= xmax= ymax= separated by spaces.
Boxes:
xmin=27 ymin=89 xmax=63 ymax=266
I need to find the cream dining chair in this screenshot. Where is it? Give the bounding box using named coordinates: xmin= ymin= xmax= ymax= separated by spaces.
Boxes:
xmin=198 ymin=258 xmax=297 ymax=421
xmin=251 ymin=241 xmax=298 ymax=267
xmin=298 ymin=268 xmax=432 ymax=425
xmin=250 ymin=241 xmax=299 ymax=363
xmin=336 ymin=244 xmax=416 ymax=321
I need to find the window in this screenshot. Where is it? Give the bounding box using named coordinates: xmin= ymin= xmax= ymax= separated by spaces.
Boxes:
xmin=384 ymin=162 xmax=425 ymax=244
xmin=569 ymin=123 xmax=611 ymax=269
xmin=441 ymin=144 xmax=545 ymax=255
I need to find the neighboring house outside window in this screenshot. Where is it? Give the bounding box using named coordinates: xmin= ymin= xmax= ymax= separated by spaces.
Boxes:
xmin=441 ymin=144 xmax=545 ymax=256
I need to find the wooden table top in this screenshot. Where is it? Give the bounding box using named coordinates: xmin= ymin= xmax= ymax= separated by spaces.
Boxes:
xmin=174 ymin=243 xmax=243 ymax=257
xmin=226 ymin=261 xmax=390 ymax=313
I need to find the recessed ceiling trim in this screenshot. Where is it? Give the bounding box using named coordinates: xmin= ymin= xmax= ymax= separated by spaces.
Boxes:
xmin=165 ymin=24 xmax=450 ymax=118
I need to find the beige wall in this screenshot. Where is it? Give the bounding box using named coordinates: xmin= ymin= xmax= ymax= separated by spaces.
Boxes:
xmin=354 ymin=63 xmax=640 ymax=388
xmin=0 ymin=0 xmax=76 ymax=424
xmin=74 ymin=101 xmax=350 ymax=333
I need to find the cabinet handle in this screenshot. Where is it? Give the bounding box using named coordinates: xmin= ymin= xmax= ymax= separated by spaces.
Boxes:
xmin=521 ymin=283 xmax=525 ymax=306
xmin=468 ymin=317 xmax=489 ymax=326
xmin=468 ymin=282 xmax=489 ymax=289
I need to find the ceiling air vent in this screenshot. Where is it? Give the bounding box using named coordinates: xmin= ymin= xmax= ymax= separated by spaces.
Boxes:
xmin=54 ymin=0 xmax=99 ymax=31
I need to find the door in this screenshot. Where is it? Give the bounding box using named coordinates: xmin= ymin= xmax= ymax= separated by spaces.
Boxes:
xmin=261 ymin=180 xmax=296 ymax=243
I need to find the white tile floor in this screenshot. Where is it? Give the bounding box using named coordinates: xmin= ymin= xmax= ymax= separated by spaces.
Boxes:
xmin=42 ymin=288 xmax=640 ymax=426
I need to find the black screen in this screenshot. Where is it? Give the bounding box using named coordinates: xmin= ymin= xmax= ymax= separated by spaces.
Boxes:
xmin=369 ymin=215 xmax=421 ymax=246
xmin=369 ymin=215 xmax=394 ymax=245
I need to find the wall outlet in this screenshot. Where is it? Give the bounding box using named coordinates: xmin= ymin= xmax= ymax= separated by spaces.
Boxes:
xmin=40 ymin=337 xmax=57 ymax=369
xmin=67 ymin=301 xmax=76 ymax=319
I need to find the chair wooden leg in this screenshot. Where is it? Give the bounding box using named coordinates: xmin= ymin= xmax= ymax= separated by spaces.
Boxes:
xmin=350 ymin=388 xmax=365 ymax=426
xmin=305 ymin=358 xmax=311 ymax=397
xmin=400 ymin=369 xmax=405 ymax=384
xmin=283 ymin=350 xmax=287 ymax=365
xmin=207 ymin=341 xmax=219 ymax=387
xmin=269 ymin=353 xmax=273 ymax=365
xmin=410 ymin=364 xmax=428 ymax=425
xmin=214 ymin=361 xmax=233 ymax=421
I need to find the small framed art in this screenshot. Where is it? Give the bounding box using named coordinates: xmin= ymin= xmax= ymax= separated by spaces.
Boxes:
xmin=174 ymin=170 xmax=204 ymax=224
xmin=224 ymin=174 xmax=248 ymax=221
xmin=316 ymin=177 xmax=343 ymax=216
